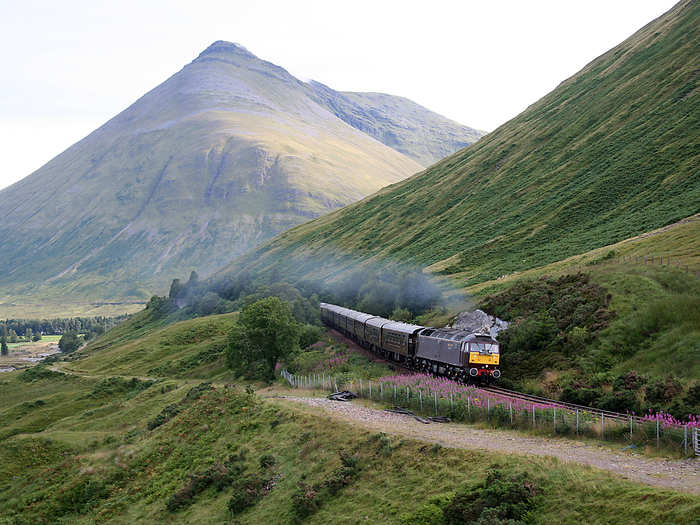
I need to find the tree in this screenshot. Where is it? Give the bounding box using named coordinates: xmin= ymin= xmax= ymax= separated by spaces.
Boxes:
xmin=226 ymin=297 xmax=301 ymax=381
xmin=58 ymin=332 xmax=81 ymax=353
xmin=1 ymin=324 xmax=7 ymax=356
xmin=25 ymin=328 xmax=33 ymax=342
xmin=8 ymin=329 xmax=18 ymax=344
xmin=32 ymin=332 xmax=42 ymax=342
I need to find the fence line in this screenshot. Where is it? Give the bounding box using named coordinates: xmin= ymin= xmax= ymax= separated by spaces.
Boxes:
xmin=280 ymin=370 xmax=695 ymax=456
xmin=566 ymin=253 xmax=699 ymax=278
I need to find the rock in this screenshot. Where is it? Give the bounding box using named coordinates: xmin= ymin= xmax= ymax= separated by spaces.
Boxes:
xmin=450 ymin=309 xmax=509 ymax=339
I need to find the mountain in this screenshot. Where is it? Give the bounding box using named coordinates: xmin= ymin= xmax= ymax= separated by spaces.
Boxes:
xmin=308 ymin=82 xmax=484 ymax=166
xmin=0 ymin=41 xmax=483 ymax=316
xmin=220 ymin=0 xmax=699 ymax=286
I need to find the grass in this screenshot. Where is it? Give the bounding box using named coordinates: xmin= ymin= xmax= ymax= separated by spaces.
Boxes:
xmin=64 ymin=310 xmax=240 ymax=381
xmin=5 ymin=335 xmax=61 ymax=349
xmin=0 ymin=305 xmax=697 ymax=523
xmin=0 ymin=369 xmax=697 ymax=524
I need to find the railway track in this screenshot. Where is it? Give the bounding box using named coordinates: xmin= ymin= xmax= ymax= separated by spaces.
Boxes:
xmin=327 ymin=329 xmax=643 ymax=423
xmin=480 ymin=385 xmax=644 ymax=423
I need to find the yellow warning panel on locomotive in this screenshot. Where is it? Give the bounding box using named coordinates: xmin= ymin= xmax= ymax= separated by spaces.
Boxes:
xmin=469 ymin=353 xmax=500 ymax=365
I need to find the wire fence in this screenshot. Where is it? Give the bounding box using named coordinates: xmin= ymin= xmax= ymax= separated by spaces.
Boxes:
xmin=280 ymin=370 xmax=697 ymax=457
xmin=567 ymin=253 xmax=699 ymax=278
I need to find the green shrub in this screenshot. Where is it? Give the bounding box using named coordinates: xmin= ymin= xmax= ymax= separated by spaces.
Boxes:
xmin=291 ymin=482 xmax=319 ymax=519
xmin=88 ymin=377 xmax=154 ymax=398
xmin=54 ymin=478 xmax=109 ymax=516
xmin=299 ymin=324 xmax=324 ymax=349
xmin=147 ymin=404 xmax=181 ymax=430
xmin=443 ymin=467 xmax=539 ymax=525
xmin=259 ymin=454 xmax=276 ymax=470
xmin=19 ymin=366 xmax=66 ymax=382
xmin=168 ymin=456 xmax=248 ymax=512
xmin=228 ymin=474 xmax=268 ymax=515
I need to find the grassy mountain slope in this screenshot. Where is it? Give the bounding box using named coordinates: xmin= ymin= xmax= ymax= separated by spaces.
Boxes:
xmin=1 ymin=314 xmax=697 ymax=524
xmin=221 ymin=0 xmax=699 ymax=286
xmin=0 ymin=41 xmax=482 ymax=318
xmin=464 ymin=214 xmax=700 ymax=295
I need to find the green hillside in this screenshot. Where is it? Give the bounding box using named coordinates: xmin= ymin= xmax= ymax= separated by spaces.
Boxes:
xmin=1 ymin=313 xmax=698 ymax=524
xmin=0 ymin=41 xmax=483 ymax=319
xmin=221 ymin=0 xmax=699 ymax=286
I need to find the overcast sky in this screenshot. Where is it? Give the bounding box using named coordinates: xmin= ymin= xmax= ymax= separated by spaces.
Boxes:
xmin=0 ymin=0 xmax=678 ymax=191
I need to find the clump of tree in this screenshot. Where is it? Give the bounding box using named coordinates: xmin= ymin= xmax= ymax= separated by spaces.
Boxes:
xmin=58 ymin=332 xmax=81 ymax=353
xmin=0 ymin=316 xmax=125 ymax=339
xmin=1 ymin=324 xmax=8 ymax=356
xmin=226 ymin=297 xmax=302 ymax=381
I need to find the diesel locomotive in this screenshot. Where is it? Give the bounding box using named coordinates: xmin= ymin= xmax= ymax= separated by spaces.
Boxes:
xmin=320 ymin=303 xmax=501 ymax=382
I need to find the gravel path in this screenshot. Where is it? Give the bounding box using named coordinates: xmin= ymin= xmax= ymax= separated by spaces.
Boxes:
xmin=277 ymin=396 xmax=700 ymax=495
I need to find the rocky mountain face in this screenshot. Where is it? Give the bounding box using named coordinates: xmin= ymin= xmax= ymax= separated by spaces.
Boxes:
xmin=0 ymin=41 xmax=482 ymax=314
xmin=220 ymin=0 xmax=699 ymax=287
xmin=308 ymin=81 xmax=484 ymax=166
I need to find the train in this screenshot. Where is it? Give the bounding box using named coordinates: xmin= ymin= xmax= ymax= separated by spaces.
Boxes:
xmin=320 ymin=303 xmax=501 ymax=382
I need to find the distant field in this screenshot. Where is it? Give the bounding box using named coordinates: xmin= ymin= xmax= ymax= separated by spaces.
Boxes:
xmin=0 ymin=301 xmax=145 ymax=320
xmin=6 ymin=335 xmax=62 ymax=349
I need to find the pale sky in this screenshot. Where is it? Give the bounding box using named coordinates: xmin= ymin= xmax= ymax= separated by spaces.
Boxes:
xmin=0 ymin=0 xmax=678 ymax=190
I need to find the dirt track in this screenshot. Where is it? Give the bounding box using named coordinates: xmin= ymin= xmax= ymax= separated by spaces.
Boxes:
xmin=277 ymin=395 xmax=700 ymax=495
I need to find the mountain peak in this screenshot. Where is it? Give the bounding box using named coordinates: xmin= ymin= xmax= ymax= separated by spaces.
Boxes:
xmin=197 ymin=40 xmax=256 ymax=60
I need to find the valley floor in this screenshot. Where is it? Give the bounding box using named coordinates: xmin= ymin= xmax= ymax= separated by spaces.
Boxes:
xmin=274 ymin=395 xmax=700 ymax=495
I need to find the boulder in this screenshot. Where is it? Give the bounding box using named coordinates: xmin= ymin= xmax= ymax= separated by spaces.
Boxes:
xmin=450 ymin=309 xmax=509 ymax=339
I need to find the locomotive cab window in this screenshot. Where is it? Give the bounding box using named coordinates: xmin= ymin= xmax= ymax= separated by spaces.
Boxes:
xmin=470 ymin=343 xmax=499 ymax=354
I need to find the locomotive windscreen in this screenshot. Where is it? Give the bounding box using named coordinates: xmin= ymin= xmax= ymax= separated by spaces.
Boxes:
xmin=471 ymin=342 xmax=499 ymax=354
